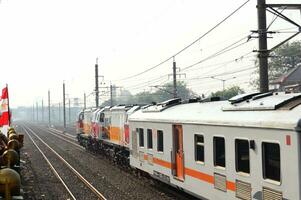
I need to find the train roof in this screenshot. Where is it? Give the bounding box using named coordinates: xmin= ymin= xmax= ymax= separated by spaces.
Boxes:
xmin=129 ymin=92 xmax=301 ymax=130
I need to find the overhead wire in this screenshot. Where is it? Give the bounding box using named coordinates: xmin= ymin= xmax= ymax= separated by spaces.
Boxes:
xmin=112 ymin=0 xmax=251 ymax=82
xmin=181 ymin=36 xmax=255 ymax=72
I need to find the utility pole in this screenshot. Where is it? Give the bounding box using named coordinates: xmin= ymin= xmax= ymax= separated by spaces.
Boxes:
xmin=95 ymin=58 xmax=99 ymax=108
xmin=257 ymin=0 xmax=269 ymax=93
xmin=84 ymin=93 xmax=86 ymax=110
xmin=110 ymin=84 xmax=113 ymax=106
xmin=255 ymin=2 xmax=301 ymax=92
xmin=48 ymin=90 xmax=51 ymax=125
xmin=63 ymin=82 xmax=66 ymax=129
xmin=173 ymin=57 xmax=177 ymax=98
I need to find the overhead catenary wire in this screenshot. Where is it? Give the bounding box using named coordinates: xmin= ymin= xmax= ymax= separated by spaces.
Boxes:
xmin=122 ymin=49 xmax=256 ymax=93
xmin=112 ymin=0 xmax=251 ymax=82
xmin=181 ymin=36 xmax=255 ymax=72
xmin=121 ymin=35 xmax=256 ymax=92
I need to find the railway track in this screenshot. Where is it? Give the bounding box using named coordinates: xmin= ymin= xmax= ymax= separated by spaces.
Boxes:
xmin=21 ymin=123 xmax=197 ymax=200
xmin=22 ymin=124 xmax=107 ymax=200
xmin=33 ymin=124 xmax=198 ymax=200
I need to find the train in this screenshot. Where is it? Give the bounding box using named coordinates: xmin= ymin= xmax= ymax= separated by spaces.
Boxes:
xmin=77 ymin=91 xmax=301 ymax=200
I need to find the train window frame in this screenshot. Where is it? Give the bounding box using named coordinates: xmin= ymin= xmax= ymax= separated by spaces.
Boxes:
xmin=138 ymin=128 xmax=144 ymax=148
xmin=194 ymin=134 xmax=205 ymax=164
xmin=213 ymin=136 xmax=226 ymax=169
xmin=262 ymin=142 xmax=281 ymax=184
xmin=157 ymin=130 xmax=164 ymax=152
xmin=147 ymin=129 xmax=153 ymax=150
xmin=235 ymin=139 xmax=250 ymax=176
xmin=99 ymin=113 xmax=104 ymax=123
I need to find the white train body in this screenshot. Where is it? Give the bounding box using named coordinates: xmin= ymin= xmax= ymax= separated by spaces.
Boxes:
xmin=129 ymin=93 xmax=301 ymax=200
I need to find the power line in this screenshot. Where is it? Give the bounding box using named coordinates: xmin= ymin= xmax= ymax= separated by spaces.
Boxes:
xmin=181 ymin=36 xmax=255 ymax=72
xmin=112 ymin=0 xmax=251 ymax=82
xmin=123 ymin=50 xmax=255 ymax=93
xmin=187 ymin=65 xmax=256 ymax=81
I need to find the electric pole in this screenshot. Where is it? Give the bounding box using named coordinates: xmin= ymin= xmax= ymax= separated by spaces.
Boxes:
xmin=255 ymin=2 xmax=301 ymax=92
xmin=48 ymin=90 xmax=51 ymax=125
xmin=95 ymin=58 xmax=99 ymax=108
xmin=257 ymin=0 xmax=269 ymax=93
xmin=110 ymin=84 xmax=113 ymax=106
xmin=173 ymin=57 xmax=177 ymax=98
xmin=63 ymin=82 xmax=66 ymax=129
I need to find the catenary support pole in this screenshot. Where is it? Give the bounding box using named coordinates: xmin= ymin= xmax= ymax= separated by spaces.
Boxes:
xmin=257 ymin=0 xmax=269 ymax=92
xmin=173 ymin=57 xmax=177 ymax=98
xmin=48 ymin=90 xmax=51 ymax=125
xmin=95 ymin=58 xmax=99 ymax=108
xmin=63 ymin=82 xmax=66 ymax=129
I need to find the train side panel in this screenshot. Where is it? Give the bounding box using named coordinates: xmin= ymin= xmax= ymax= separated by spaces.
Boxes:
xmin=129 ymin=121 xmax=301 ymax=200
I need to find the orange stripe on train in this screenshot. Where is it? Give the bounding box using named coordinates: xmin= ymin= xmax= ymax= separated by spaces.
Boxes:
xmin=144 ymin=156 xmax=235 ymax=192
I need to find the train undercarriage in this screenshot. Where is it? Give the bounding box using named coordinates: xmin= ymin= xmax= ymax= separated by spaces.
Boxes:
xmin=77 ymin=133 xmax=130 ymax=168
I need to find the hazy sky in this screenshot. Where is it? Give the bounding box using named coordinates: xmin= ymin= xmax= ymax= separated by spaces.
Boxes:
xmin=0 ymin=0 xmax=300 ymax=108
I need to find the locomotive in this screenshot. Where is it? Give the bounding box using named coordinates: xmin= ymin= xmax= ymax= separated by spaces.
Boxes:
xmin=77 ymin=92 xmax=301 ymax=200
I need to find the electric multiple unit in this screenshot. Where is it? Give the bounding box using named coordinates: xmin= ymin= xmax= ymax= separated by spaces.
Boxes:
xmin=77 ymin=92 xmax=301 ymax=200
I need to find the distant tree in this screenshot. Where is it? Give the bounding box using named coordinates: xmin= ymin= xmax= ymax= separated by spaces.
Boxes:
xmin=211 ymin=86 xmax=244 ymax=100
xmin=133 ymin=91 xmax=157 ymax=104
xmin=100 ymin=81 xmax=198 ymax=106
xmin=251 ymin=40 xmax=301 ymax=89
xmin=269 ymin=41 xmax=301 ymax=81
xmin=116 ymin=89 xmax=134 ymax=105
xmin=152 ymin=81 xmax=197 ymax=103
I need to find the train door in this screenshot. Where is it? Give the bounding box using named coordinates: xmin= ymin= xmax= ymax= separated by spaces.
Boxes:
xmin=172 ymin=124 xmax=185 ymax=181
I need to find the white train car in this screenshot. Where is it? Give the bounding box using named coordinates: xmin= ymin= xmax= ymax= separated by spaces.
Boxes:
xmin=129 ymin=93 xmax=301 ymax=200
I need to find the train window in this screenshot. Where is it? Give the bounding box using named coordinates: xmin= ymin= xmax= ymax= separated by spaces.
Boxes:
xmin=262 ymin=142 xmax=280 ymax=182
xmin=157 ymin=130 xmax=164 ymax=152
xmin=99 ymin=113 xmax=104 ymax=123
xmin=147 ymin=129 xmax=153 ymax=149
xmin=214 ymin=137 xmax=225 ymax=168
xmin=235 ymin=139 xmax=250 ymax=174
xmin=138 ymin=128 xmax=144 ymax=147
xmin=195 ymin=134 xmax=204 ymax=163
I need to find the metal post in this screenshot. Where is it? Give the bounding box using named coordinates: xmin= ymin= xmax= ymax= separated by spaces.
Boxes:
xmin=48 ymin=90 xmax=51 ymax=125
xmin=173 ymin=57 xmax=177 ymax=98
xmin=63 ymin=82 xmax=66 ymax=129
xmin=84 ymin=93 xmax=86 ymax=110
xmin=95 ymin=58 xmax=99 ymax=108
xmin=257 ymin=0 xmax=269 ymax=93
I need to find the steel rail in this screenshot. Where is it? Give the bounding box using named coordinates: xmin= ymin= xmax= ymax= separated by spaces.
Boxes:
xmin=48 ymin=127 xmax=77 ymax=140
xmin=22 ymin=125 xmax=77 ymax=200
xmin=23 ymin=124 xmax=107 ymax=200
xmin=35 ymin=126 xmax=83 ymax=150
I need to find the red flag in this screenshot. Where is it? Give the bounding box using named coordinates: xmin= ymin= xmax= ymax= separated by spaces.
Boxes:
xmin=0 ymin=86 xmax=9 ymax=126
xmin=0 ymin=87 xmax=8 ymax=100
xmin=0 ymin=112 xmax=9 ymax=126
